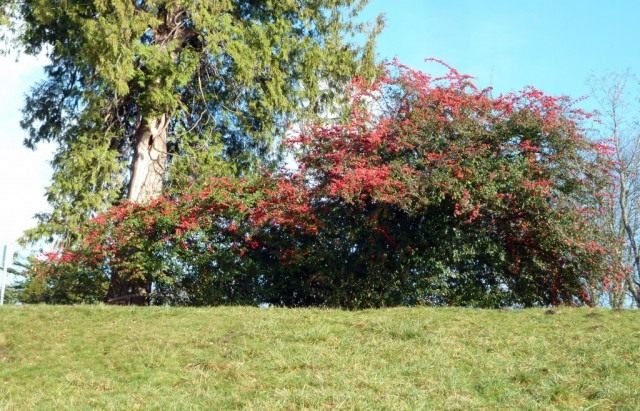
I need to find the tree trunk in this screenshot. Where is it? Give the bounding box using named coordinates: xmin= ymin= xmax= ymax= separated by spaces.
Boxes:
xmin=128 ymin=114 xmax=169 ymax=203
xmin=105 ymin=114 xmax=169 ymax=305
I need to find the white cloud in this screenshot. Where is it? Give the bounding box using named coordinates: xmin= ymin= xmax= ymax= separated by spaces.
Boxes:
xmin=0 ymin=51 xmax=52 ymax=261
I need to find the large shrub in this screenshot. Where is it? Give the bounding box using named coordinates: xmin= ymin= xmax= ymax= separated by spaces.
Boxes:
xmin=29 ymin=62 xmax=618 ymax=307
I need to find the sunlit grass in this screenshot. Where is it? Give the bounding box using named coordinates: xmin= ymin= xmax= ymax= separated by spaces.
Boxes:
xmin=0 ymin=306 xmax=638 ymax=410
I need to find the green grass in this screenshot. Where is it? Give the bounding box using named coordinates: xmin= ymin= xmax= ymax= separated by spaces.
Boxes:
xmin=0 ymin=306 xmax=639 ymax=410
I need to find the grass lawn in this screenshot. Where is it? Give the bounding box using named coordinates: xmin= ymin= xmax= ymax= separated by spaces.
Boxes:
xmin=0 ymin=306 xmax=639 ymax=410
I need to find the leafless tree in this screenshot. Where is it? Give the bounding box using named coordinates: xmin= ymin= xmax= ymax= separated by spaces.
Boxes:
xmin=590 ymin=71 xmax=640 ymax=307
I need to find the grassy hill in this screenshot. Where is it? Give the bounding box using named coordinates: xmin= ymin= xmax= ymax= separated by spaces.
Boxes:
xmin=0 ymin=306 xmax=638 ymax=410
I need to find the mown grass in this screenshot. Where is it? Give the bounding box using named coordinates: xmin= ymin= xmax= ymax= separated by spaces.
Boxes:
xmin=0 ymin=306 xmax=639 ymax=410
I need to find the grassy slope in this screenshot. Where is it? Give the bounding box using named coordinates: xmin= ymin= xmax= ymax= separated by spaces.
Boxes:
xmin=0 ymin=306 xmax=639 ymax=410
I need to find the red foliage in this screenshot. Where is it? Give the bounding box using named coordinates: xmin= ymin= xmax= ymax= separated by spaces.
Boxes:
xmin=33 ymin=60 xmax=618 ymax=307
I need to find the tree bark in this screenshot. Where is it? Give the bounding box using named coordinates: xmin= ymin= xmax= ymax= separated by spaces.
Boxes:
xmin=128 ymin=114 xmax=169 ymax=203
xmin=105 ymin=114 xmax=169 ymax=305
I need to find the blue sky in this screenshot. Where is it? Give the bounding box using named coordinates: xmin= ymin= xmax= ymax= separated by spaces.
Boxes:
xmin=363 ymin=0 xmax=640 ymax=100
xmin=1 ymin=0 xmax=639 ymax=264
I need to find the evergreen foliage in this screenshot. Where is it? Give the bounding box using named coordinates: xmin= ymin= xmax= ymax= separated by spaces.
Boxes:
xmin=0 ymin=0 xmax=380 ymax=244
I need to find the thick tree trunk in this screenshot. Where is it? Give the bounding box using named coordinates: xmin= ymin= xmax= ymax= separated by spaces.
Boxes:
xmin=128 ymin=114 xmax=169 ymax=203
xmin=105 ymin=114 xmax=169 ymax=305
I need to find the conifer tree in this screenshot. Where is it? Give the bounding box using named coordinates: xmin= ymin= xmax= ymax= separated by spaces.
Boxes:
xmin=1 ymin=0 xmax=378 ymax=238
xmin=1 ymin=0 xmax=378 ymax=303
